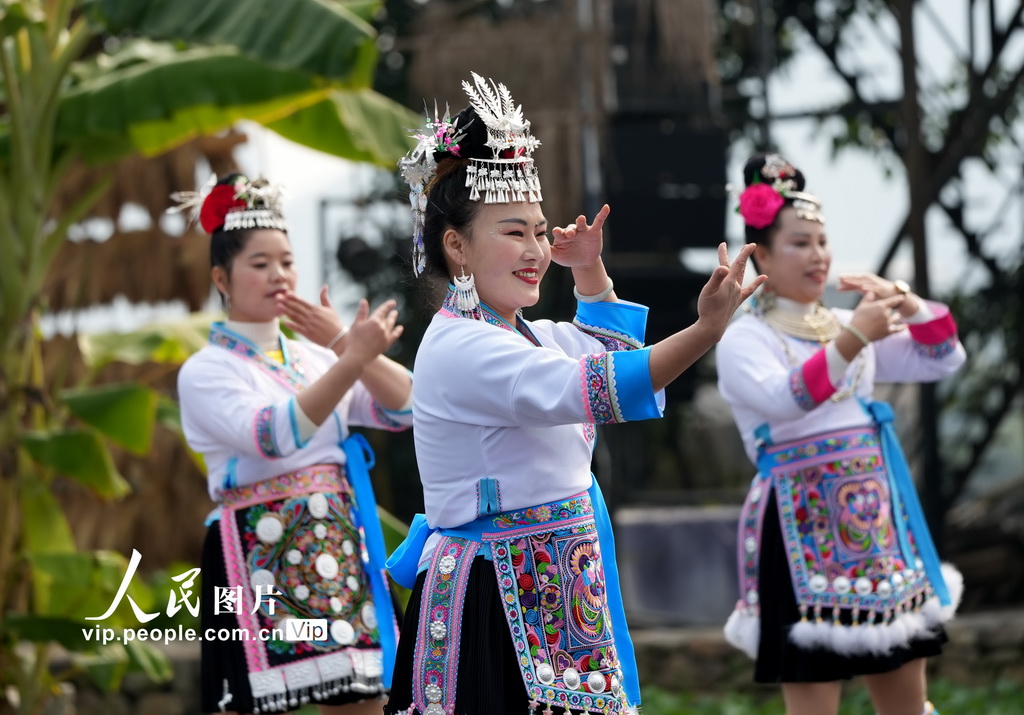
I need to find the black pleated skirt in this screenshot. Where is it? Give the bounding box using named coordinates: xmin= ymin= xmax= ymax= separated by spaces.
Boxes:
xmin=199 ymin=525 xmax=381 ymax=713
xmin=385 ymin=556 xmax=574 ymax=715
xmin=754 ymin=490 xmax=948 ymax=683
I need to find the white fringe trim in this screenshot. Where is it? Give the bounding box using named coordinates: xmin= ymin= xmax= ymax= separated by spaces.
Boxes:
xmin=724 ymin=604 xmax=760 ymax=659
xmin=724 ymin=563 xmax=964 ymax=660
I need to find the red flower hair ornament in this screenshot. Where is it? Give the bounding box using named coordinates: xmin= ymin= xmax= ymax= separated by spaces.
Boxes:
xmin=738 ymin=183 xmax=785 ymax=229
xmin=168 ymin=174 xmax=287 ymax=234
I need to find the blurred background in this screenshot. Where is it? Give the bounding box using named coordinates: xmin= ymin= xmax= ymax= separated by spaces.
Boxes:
xmin=1 ymin=0 xmax=1022 ymax=713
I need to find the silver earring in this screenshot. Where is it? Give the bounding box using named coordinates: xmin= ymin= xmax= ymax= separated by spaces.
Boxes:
xmin=453 ymin=265 xmax=480 ymax=313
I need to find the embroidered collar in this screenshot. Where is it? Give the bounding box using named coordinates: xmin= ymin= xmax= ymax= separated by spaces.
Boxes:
xmin=208 ymin=321 xmax=308 ymax=391
xmin=439 ymin=287 xmax=541 ymax=347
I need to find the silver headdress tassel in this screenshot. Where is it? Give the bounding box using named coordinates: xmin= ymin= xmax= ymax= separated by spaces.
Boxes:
xmin=398 ymin=103 xmax=468 ymax=276
xmin=460 ymin=72 xmax=542 ymax=204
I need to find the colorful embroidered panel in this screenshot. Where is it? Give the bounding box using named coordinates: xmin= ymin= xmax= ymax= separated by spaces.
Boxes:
xmin=912 ymin=336 xmax=958 ymax=359
xmin=411 ymin=536 xmax=475 ymax=715
xmin=218 ymin=465 xmax=386 ymax=711
xmin=484 ymin=499 xmax=627 ymax=714
xmin=572 ymin=319 xmax=642 ymax=352
xmin=579 ymin=353 xmax=622 ymax=425
xmin=787 ymin=366 xmax=819 ymax=411
xmin=761 ymin=428 xmax=931 ymax=622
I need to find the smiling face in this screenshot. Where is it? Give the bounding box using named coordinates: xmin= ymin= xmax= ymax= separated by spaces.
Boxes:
xmin=211 ymin=228 xmax=296 ymax=322
xmin=444 ymin=202 xmax=550 ymax=323
xmin=754 ymin=206 xmax=830 ymax=304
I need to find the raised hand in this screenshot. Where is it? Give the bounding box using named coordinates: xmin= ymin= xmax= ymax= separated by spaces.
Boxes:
xmin=696 ymin=243 xmax=766 ymax=339
xmin=551 ymin=204 xmax=611 ymax=268
xmin=849 ymin=291 xmax=907 ymax=342
xmin=838 ymin=273 xmax=900 ymax=299
xmin=279 ymin=286 xmax=347 ymax=349
xmin=345 ymin=299 xmax=404 ymax=365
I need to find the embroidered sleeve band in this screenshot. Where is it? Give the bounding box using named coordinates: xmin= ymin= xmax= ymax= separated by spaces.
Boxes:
xmin=788 ymin=349 xmax=837 ymax=411
xmin=255 ymin=397 xmax=316 ymax=459
xmin=573 ymin=299 xmax=649 ymax=352
xmin=369 ymin=400 xmax=413 ymax=432
xmin=907 ymin=302 xmax=959 ymax=359
xmin=579 ymin=347 xmax=662 ymax=424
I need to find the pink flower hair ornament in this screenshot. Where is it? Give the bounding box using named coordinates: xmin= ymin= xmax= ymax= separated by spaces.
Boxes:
xmin=738 ymin=183 xmax=786 ymax=229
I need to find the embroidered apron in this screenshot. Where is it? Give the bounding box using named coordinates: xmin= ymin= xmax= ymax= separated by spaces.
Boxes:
xmin=389 ymin=479 xmax=638 ymax=715
xmin=737 ymin=401 xmax=950 ymax=633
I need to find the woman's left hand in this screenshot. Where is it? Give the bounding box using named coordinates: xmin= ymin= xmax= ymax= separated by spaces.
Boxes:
xmin=279 ymin=286 xmax=347 ymax=350
xmin=551 ymin=204 xmax=610 ymax=268
xmin=838 ymin=273 xmax=920 ymax=316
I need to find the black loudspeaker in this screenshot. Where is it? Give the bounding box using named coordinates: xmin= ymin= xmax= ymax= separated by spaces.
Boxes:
xmin=604 ymin=117 xmax=727 ymax=253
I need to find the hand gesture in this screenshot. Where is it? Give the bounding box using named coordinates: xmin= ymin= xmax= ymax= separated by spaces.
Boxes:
xmin=696 ymin=243 xmax=765 ymax=338
xmin=279 ymin=286 xmax=347 ymax=349
xmin=551 ymin=204 xmax=611 ymax=268
xmin=849 ymin=291 xmax=906 ymax=342
xmin=345 ymin=299 xmax=404 ymax=365
xmin=838 ymin=273 xmax=900 ymax=299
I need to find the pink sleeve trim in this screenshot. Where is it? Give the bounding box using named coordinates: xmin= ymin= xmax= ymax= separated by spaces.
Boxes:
xmin=907 ymin=302 xmax=958 ymax=345
xmin=790 ymin=349 xmax=836 ymax=410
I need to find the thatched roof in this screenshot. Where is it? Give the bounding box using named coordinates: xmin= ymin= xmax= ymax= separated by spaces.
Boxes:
xmin=402 ymin=0 xmax=719 ymax=227
xmin=45 ymin=131 xmax=245 ymax=311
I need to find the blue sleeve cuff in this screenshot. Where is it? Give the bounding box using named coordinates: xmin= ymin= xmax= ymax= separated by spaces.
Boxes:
xmin=581 ymin=346 xmax=663 ymax=424
xmin=573 ymin=299 xmax=649 ymax=350
xmin=288 ymin=397 xmax=312 ymax=449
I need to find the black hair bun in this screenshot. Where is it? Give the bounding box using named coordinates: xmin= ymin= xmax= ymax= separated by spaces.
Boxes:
xmin=742 ymin=152 xmax=807 ymax=192
xmin=433 ymin=106 xmax=491 ymax=163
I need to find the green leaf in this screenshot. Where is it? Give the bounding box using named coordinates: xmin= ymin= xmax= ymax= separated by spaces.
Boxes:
xmin=0 ymin=1 xmax=46 ymax=36
xmin=267 ymin=88 xmax=419 ymax=167
xmin=18 ymin=475 xmax=76 ymax=554
xmin=124 ymin=639 xmax=173 ymax=683
xmin=21 ymin=430 xmax=131 ymax=499
xmin=93 ymin=0 xmax=379 ymax=85
xmin=29 ymin=550 xmax=159 ymax=627
xmin=61 ymin=384 xmax=158 ymax=455
xmin=57 ymin=47 xmax=332 ymax=162
xmin=78 ymin=313 xmax=214 ymax=368
xmin=376 ymin=506 xmax=408 ymax=556
xmin=73 ymin=644 xmax=129 ymax=692
xmin=1 ymin=614 xmax=102 ymax=652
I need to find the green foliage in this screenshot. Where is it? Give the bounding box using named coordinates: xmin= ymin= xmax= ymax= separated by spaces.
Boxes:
xmin=61 ymin=383 xmax=158 ymax=455
xmin=20 ymin=430 xmax=131 ymax=499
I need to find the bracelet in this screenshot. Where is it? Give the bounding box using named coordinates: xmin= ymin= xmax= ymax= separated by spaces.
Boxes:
xmin=326 ymin=327 xmax=348 ymax=350
xmin=843 ymin=324 xmax=870 ymax=348
xmin=573 ymin=279 xmax=614 ymax=304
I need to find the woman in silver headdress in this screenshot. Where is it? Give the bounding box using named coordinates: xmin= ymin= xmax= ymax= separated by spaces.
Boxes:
xmin=384 ymin=74 xmax=763 ymax=715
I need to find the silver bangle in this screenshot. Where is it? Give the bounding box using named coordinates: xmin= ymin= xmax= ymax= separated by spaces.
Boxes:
xmin=573 ymin=279 xmax=614 ymax=304
xmin=326 ymin=327 xmax=348 ymax=350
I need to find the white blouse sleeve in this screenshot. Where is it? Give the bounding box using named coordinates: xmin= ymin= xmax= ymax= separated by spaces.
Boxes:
xmin=178 ymin=356 xmax=309 ymax=460
xmin=415 ymin=322 xmax=662 ymax=428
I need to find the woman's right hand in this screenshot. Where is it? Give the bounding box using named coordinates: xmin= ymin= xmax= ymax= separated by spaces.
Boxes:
xmin=344 ymin=299 xmax=404 ymax=365
xmin=695 ymin=243 xmax=765 ymax=339
xmin=849 ymin=291 xmax=906 ymax=342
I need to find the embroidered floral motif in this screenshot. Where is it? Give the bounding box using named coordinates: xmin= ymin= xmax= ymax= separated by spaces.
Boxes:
xmin=489 ymin=495 xmax=593 ymax=530
xmin=913 ymin=336 xmax=957 ymax=359
xmin=580 ymin=354 xmax=621 ymax=424
xmin=788 ymin=366 xmax=819 ymax=411
xmin=218 ymin=464 xmax=385 ymax=704
xmin=370 ymin=401 xmax=410 ymax=432
xmin=766 ymin=428 xmax=929 ymax=619
xmin=489 ymin=511 xmax=625 ymax=713
xmin=572 ymin=320 xmax=642 ymax=352
xmin=210 ymin=324 xmax=308 ymax=392
xmin=255 ymin=406 xmax=281 ymax=458
xmin=412 ymin=537 xmax=475 ymax=715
